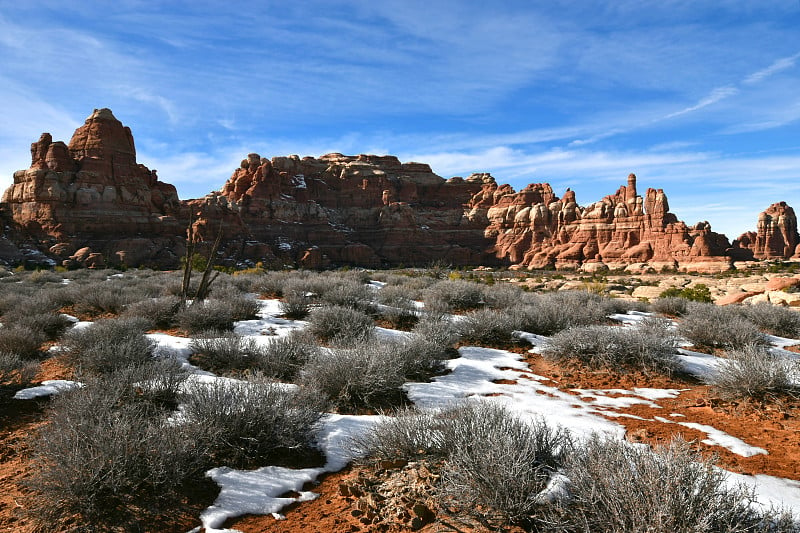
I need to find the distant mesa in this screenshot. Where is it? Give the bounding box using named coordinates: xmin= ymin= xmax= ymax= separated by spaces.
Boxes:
xmin=0 ymin=108 xmax=797 ymax=271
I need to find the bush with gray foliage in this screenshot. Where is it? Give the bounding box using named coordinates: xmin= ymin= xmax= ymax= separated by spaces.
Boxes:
xmin=63 ymin=318 xmax=154 ymax=376
xmin=514 ymin=291 xmax=612 ymax=336
xmin=544 ymin=318 xmax=679 ymax=375
xmin=709 ymin=344 xmax=800 ymax=402
xmin=550 ymin=436 xmax=795 ymax=533
xmin=181 ymin=377 xmax=324 ymax=468
xmin=27 ymin=378 xmax=204 ymax=529
xmin=739 ymin=303 xmax=800 ymax=339
xmin=677 ymin=303 xmax=768 ymax=351
xmin=307 ymin=305 xmax=375 ymax=345
xmin=299 ymin=338 xmax=407 ymax=411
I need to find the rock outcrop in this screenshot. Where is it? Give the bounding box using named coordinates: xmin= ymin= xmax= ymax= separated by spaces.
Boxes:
xmin=211 ymin=152 xmax=495 ymax=267
xmin=0 ymin=109 xmax=790 ymax=272
xmin=734 ymin=202 xmax=800 ymax=260
xmin=473 ymin=173 xmax=733 ymax=272
xmin=2 ymin=109 xmax=185 ymax=267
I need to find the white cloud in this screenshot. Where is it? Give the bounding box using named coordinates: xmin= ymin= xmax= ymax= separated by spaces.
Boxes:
xmin=743 ymin=51 xmax=800 ymax=84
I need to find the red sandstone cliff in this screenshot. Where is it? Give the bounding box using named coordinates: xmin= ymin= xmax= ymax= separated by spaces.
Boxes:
xmin=734 ymin=202 xmax=800 ymax=261
xmin=467 ymin=173 xmax=734 ymax=273
xmin=211 ymin=152 xmax=495 ymax=268
xmin=0 ymin=109 xmax=793 ymax=271
xmin=2 ymin=108 xmax=185 ymax=267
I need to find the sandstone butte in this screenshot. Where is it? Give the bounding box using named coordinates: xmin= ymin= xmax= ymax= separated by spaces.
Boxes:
xmin=1 ymin=108 xmax=798 ymax=272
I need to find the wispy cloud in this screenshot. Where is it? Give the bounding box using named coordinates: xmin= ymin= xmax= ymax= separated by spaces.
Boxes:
xmin=744 ymin=51 xmax=800 ymax=84
xmin=663 ymin=86 xmax=740 ymax=120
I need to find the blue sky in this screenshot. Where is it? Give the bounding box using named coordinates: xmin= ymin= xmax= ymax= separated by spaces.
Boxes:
xmin=1 ymin=1 xmax=799 ymax=239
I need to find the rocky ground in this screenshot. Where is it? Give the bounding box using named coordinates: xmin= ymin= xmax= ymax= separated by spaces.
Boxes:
xmin=511 ymin=269 xmax=800 ymax=307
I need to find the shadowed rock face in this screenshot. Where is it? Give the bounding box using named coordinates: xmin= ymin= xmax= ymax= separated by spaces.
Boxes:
xmin=0 ymin=109 xmax=790 ymax=271
xmin=734 ymin=202 xmax=800 ymax=260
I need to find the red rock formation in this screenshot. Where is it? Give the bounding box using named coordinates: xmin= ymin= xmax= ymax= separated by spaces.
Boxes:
xmin=2 ymin=108 xmax=184 ymax=267
xmin=734 ymin=202 xmax=799 ymax=260
xmin=477 ymin=174 xmax=733 ymax=272
xmin=0 ymin=109 xmax=789 ymax=272
xmin=211 ymin=152 xmax=494 ymax=267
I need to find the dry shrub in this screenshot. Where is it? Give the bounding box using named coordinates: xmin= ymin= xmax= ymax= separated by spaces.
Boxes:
xmin=307 ymin=305 xmax=375 ymax=345
xmin=551 ymin=436 xmax=794 ymax=533
xmin=710 ymin=344 xmax=800 ymax=402
xmin=678 ymin=303 xmax=768 ymax=351
xmin=543 ymin=318 xmax=679 ymax=375
xmin=180 ymin=377 xmax=324 ymax=468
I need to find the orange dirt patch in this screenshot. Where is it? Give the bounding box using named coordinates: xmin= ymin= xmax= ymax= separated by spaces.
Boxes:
xmin=525 ymin=354 xmax=800 ymax=481
xmin=35 ymin=355 xmax=74 ymax=382
xmin=224 ymin=463 xmax=518 ymax=533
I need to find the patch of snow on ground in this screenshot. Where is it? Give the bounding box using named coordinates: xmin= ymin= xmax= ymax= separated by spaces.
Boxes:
xmin=569 ymin=389 xmax=662 ymax=409
xmin=676 ymin=348 xmax=720 ymax=379
xmin=200 ymin=414 xmax=381 ymax=532
xmin=608 ymin=311 xmax=651 ymax=325
xmin=14 ymin=380 xmax=82 ymax=399
xmin=653 ymin=416 xmax=767 ymax=457
xmin=730 ymin=473 xmax=800 ymax=516
xmin=405 ymin=346 xmax=626 ymax=439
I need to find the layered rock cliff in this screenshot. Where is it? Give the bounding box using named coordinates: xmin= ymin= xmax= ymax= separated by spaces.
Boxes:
xmin=209 ymin=152 xmax=497 ymax=268
xmin=0 ymin=109 xmax=793 ymax=271
xmin=2 ymin=109 xmax=185 ymax=267
xmin=734 ymin=202 xmax=800 ymax=261
xmin=473 ymin=173 xmax=735 ymax=272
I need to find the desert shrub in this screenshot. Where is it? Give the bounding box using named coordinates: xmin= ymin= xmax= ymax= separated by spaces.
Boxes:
xmin=412 ymin=315 xmax=461 ymax=350
xmin=319 ymin=280 xmax=375 ymax=313
xmin=382 ymin=274 xmax=437 ymax=299
xmin=299 ymin=338 xmax=407 ymax=411
xmin=484 ymin=283 xmax=526 ymax=310
xmin=677 ymin=303 xmax=768 ymax=350
xmin=423 ymin=279 xmax=487 ymax=313
xmin=457 ymin=308 xmax=521 ymax=347
xmin=353 ymin=407 xmax=454 ymax=461
xmin=63 ymin=318 xmax=154 ymax=375
xmin=307 ymin=305 xmax=375 ymax=345
xmin=0 ymin=352 xmax=39 ymax=384
xmin=190 ymin=332 xmax=263 ymax=375
xmin=394 ymin=334 xmax=449 ymax=381
xmin=0 ymin=290 xmax=34 ymax=316
xmin=175 ymin=299 xmax=235 ymax=333
xmin=279 ymin=289 xmax=311 ymax=319
xmin=514 ymin=291 xmax=612 ymax=335
xmin=0 ymin=324 xmax=46 ymax=359
xmin=543 ymin=318 xmax=679 ymax=374
xmin=376 ymin=285 xmax=418 ymax=329
xmin=709 ymin=344 xmax=800 ymax=402
xmin=3 ymin=307 xmax=72 ymax=341
xmin=210 ymin=290 xmax=261 ymax=321
xmin=122 ymin=295 xmax=182 ymax=330
xmin=24 ymin=269 xmax=64 ymax=284
xmin=253 ymin=271 xmax=295 ymax=298
xmin=440 ymin=402 xmax=571 ymax=528
xmin=72 ymin=281 xmax=133 ymax=317
xmin=659 ymin=283 xmax=713 ymax=303
xmin=740 ymin=303 xmax=800 ymax=339
xmin=551 ymin=436 xmax=787 ymax=533
xmin=27 ymin=382 xmax=204 ymax=529
xmin=652 ymin=296 xmax=689 ymax=317
xmin=254 ymin=331 xmax=319 ymax=382
xmin=181 ymin=377 xmax=324 ymax=468
xmin=412 ymin=401 xmax=571 ymax=526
